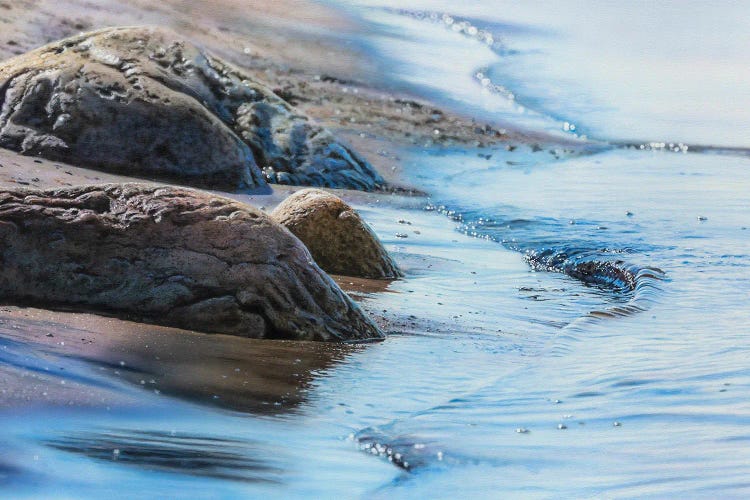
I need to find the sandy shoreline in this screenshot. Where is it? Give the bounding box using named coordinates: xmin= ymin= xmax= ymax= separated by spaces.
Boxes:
xmin=0 ymin=0 xmax=586 ymax=412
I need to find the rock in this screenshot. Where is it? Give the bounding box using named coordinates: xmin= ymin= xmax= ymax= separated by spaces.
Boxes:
xmin=271 ymin=189 xmax=402 ymax=279
xmin=0 ymin=26 xmax=384 ymax=191
xmin=0 ymin=183 xmax=384 ymax=341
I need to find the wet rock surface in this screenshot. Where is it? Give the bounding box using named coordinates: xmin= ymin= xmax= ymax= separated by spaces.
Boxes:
xmin=0 ymin=26 xmax=384 ymax=191
xmin=272 ymin=188 xmax=402 ymax=279
xmin=0 ymin=183 xmax=384 ymax=341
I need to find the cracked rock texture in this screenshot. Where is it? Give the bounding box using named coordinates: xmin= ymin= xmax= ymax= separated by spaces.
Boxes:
xmin=0 ymin=26 xmax=384 ymax=191
xmin=272 ymin=188 xmax=402 ymax=279
xmin=0 ymin=183 xmax=384 ymax=341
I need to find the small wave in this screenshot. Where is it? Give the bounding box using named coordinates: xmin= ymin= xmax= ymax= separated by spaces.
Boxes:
xmin=523 ymin=248 xmax=665 ymax=314
xmin=425 ymin=203 xmax=665 ymax=317
xmin=384 ymin=9 xmax=503 ymax=50
xmin=614 ymin=140 xmax=750 ymax=158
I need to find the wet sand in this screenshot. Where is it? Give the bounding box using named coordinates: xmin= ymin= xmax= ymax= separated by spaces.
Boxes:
xmin=0 ymin=305 xmax=365 ymax=413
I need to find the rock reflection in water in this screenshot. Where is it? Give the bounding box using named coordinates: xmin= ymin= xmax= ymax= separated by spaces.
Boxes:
xmin=0 ymin=306 xmax=365 ymax=414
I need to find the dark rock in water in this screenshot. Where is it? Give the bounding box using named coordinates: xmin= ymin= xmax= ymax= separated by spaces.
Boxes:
xmin=272 ymin=188 xmax=402 ymax=279
xmin=0 ymin=184 xmax=384 ymax=341
xmin=0 ymin=26 xmax=384 ymax=191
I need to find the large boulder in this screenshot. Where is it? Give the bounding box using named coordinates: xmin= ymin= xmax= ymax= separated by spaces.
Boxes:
xmin=0 ymin=26 xmax=384 ymax=191
xmin=0 ymin=183 xmax=383 ymax=341
xmin=272 ymin=188 xmax=402 ymax=279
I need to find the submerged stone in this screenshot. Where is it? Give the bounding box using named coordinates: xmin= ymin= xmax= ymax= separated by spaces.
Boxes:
xmin=0 ymin=184 xmax=384 ymax=341
xmin=272 ymin=188 xmax=402 ymax=279
xmin=0 ymin=26 xmax=384 ymax=191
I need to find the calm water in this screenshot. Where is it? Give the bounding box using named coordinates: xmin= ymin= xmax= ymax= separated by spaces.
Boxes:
xmin=2 ymin=2 xmax=750 ymax=498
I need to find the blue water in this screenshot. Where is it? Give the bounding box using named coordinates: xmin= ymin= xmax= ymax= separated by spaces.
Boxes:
xmin=338 ymin=3 xmax=750 ymax=496
xmin=2 ymin=1 xmax=750 ymax=498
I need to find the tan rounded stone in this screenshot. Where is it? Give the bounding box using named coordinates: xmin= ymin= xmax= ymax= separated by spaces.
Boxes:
xmin=272 ymin=188 xmax=402 ymax=279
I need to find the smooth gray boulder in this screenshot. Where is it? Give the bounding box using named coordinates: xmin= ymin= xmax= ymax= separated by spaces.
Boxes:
xmin=0 ymin=26 xmax=384 ymax=191
xmin=0 ymin=183 xmax=384 ymax=341
xmin=272 ymin=188 xmax=402 ymax=279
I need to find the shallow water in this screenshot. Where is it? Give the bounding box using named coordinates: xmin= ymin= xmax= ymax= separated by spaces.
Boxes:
xmin=3 ymin=1 xmax=750 ymax=498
